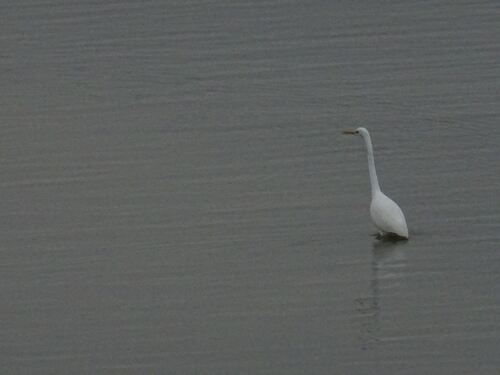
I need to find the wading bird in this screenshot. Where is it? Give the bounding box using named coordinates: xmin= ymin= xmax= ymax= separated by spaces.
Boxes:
xmin=343 ymin=127 xmax=409 ymax=239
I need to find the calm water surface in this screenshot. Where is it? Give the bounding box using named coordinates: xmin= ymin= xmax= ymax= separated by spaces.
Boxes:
xmin=1 ymin=1 xmax=500 ymax=373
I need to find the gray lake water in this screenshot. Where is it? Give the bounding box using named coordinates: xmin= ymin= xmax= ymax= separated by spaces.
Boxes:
xmin=2 ymin=1 xmax=500 ymax=373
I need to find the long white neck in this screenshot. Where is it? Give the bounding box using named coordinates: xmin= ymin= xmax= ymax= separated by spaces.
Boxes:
xmin=359 ymin=129 xmax=380 ymax=198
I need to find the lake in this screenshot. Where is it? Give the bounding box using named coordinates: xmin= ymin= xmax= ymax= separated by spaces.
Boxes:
xmin=1 ymin=0 xmax=499 ymax=373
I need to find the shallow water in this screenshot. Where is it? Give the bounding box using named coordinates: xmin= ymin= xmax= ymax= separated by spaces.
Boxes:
xmin=1 ymin=0 xmax=500 ymax=373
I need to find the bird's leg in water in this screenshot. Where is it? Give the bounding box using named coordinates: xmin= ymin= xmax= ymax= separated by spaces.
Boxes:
xmin=371 ymin=232 xmax=384 ymax=240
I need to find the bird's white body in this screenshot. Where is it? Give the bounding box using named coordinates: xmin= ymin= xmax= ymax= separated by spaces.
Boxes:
xmin=370 ymin=190 xmax=408 ymax=238
xmin=344 ymin=127 xmax=409 ymax=239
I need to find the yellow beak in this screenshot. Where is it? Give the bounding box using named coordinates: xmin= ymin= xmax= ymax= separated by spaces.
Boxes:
xmin=342 ymin=129 xmax=357 ymax=134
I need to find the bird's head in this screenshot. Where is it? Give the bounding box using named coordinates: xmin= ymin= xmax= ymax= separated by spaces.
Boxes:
xmin=343 ymin=127 xmax=368 ymax=136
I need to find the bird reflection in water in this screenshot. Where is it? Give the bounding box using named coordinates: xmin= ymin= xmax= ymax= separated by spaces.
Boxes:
xmin=354 ymin=238 xmax=408 ymax=351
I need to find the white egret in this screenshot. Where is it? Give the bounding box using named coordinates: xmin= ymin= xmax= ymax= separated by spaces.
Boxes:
xmin=343 ymin=127 xmax=409 ymax=239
